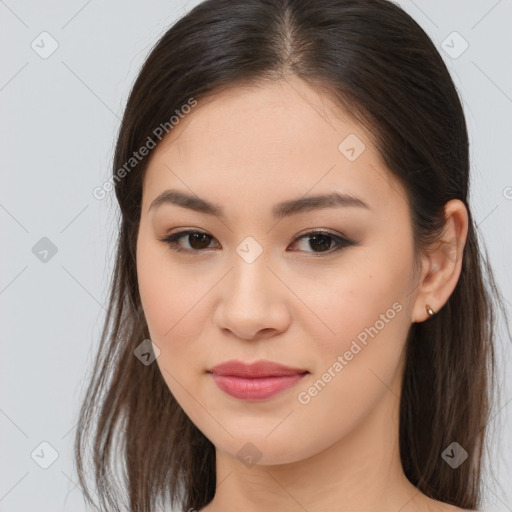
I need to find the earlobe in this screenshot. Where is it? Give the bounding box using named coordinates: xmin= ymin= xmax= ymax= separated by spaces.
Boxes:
xmin=425 ymin=304 xmax=435 ymax=316
xmin=411 ymin=199 xmax=469 ymax=323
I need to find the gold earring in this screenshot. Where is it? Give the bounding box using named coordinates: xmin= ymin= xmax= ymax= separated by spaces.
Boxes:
xmin=425 ymin=304 xmax=435 ymax=316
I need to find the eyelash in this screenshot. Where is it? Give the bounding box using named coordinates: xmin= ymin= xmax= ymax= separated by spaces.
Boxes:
xmin=159 ymin=229 xmax=355 ymax=256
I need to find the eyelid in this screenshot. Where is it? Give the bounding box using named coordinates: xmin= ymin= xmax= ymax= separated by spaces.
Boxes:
xmin=158 ymin=228 xmax=356 ymax=256
xmin=289 ymin=229 xmax=355 ymax=255
xmin=158 ymin=229 xmax=219 ymax=255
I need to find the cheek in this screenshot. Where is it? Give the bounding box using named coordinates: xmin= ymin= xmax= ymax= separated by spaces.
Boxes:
xmin=137 ymin=236 xmax=185 ymax=339
xmin=299 ymin=258 xmax=408 ymax=351
xmin=285 ymin=259 xmax=410 ymax=448
xmin=137 ymin=247 xmax=208 ymax=411
xmin=136 ymin=236 xmax=219 ymax=380
xmin=293 ymin=243 xmax=413 ymax=412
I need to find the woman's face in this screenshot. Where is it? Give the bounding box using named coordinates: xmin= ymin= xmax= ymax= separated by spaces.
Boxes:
xmin=136 ymin=77 xmax=424 ymax=465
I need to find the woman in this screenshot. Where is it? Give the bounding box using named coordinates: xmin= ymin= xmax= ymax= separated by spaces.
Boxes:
xmin=75 ymin=1 xmax=510 ymax=511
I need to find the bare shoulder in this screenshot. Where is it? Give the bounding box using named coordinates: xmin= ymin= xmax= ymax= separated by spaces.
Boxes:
xmin=431 ymin=502 xmax=474 ymax=512
xmin=416 ymin=495 xmax=476 ymax=512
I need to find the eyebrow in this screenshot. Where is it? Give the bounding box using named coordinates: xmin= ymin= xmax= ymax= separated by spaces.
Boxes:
xmin=148 ymin=188 xmax=370 ymax=220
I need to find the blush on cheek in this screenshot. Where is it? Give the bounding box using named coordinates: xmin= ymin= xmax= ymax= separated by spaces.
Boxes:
xmin=313 ymin=290 xmax=405 ymax=370
xmin=140 ymin=281 xmax=209 ymax=359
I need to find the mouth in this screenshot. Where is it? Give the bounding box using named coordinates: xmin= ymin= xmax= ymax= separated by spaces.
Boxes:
xmin=207 ymin=359 xmax=309 ymax=400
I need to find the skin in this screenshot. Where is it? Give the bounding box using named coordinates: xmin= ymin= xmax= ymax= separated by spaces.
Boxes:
xmin=136 ymin=76 xmax=469 ymax=512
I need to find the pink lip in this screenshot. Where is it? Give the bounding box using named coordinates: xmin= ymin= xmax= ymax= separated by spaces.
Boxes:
xmin=208 ymin=360 xmax=309 ymax=400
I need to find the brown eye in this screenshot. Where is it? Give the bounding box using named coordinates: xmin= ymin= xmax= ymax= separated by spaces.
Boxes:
xmin=288 ymin=231 xmax=354 ymax=255
xmin=185 ymin=232 xmax=213 ymax=250
xmin=301 ymin=233 xmax=335 ymax=252
xmin=160 ymin=229 xmax=355 ymax=256
xmin=161 ymin=230 xmax=219 ymax=253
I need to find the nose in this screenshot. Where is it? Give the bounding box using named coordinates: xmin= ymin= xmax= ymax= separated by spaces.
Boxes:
xmin=213 ymin=256 xmax=291 ymax=341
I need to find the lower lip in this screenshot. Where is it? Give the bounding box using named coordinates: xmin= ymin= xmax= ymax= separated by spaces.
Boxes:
xmin=210 ymin=373 xmax=307 ymax=400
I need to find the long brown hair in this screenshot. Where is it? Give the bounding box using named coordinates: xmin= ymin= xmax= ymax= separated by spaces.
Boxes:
xmin=74 ymin=1 xmax=510 ymax=510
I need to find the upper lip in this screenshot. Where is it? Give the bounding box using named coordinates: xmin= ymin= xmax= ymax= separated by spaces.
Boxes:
xmin=208 ymin=359 xmax=309 ymax=378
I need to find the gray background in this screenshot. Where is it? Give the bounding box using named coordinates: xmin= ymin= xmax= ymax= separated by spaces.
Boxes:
xmin=1 ymin=1 xmax=511 ymax=511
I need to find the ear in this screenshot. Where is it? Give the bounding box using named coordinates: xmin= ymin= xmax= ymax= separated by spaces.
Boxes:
xmin=411 ymin=199 xmax=469 ymax=323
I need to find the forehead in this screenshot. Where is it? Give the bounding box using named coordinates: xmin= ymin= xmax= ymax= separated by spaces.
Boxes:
xmin=142 ymin=78 xmax=407 ymax=216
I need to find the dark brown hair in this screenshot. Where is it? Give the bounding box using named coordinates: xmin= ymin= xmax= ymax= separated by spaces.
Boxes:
xmin=74 ymin=0 xmax=510 ymax=511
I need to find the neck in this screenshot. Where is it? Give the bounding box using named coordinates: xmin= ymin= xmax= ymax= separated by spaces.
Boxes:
xmin=204 ymin=367 xmax=432 ymax=512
